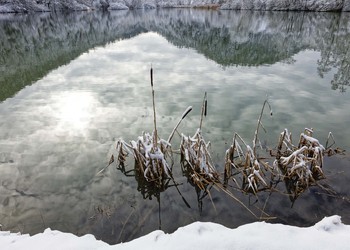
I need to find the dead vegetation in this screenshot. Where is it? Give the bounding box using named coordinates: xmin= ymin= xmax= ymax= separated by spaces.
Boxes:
xmin=223 ymin=100 xmax=345 ymax=205
xmin=101 ymin=67 xmax=345 ymax=222
xmin=180 ymin=92 xmax=219 ymax=212
xmin=224 ymin=100 xmax=274 ymax=195
xmin=273 ymin=128 xmax=345 ymax=202
xmin=101 ymin=67 xmax=191 ymax=209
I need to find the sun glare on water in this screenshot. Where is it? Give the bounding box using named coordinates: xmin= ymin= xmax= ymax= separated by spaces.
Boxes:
xmin=53 ymin=91 xmax=96 ymax=133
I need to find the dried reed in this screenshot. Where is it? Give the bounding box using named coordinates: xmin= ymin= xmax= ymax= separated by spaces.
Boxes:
xmin=180 ymin=93 xmax=261 ymax=218
xmin=180 ymin=92 xmax=220 ymax=211
xmin=102 ymin=69 xmax=345 ymax=224
xmin=275 ymin=128 xmax=331 ymax=201
xmin=103 ymin=67 xmax=191 ymax=207
xmin=224 ymin=103 xmax=342 ymax=204
xmin=224 ymin=100 xmax=274 ymax=195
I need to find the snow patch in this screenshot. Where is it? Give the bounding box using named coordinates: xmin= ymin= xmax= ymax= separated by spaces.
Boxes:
xmin=0 ymin=216 xmax=349 ymax=250
xmin=315 ymin=215 xmax=344 ymax=232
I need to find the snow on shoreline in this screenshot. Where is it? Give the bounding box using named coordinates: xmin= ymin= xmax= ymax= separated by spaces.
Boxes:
xmin=1 ymin=215 xmax=349 ymax=250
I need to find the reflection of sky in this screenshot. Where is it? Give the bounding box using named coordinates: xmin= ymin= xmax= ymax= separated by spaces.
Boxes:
xmin=1 ymin=32 xmax=350 ymax=240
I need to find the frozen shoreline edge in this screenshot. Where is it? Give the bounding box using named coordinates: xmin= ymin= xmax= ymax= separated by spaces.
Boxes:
xmin=0 ymin=215 xmax=349 ymax=250
xmin=0 ymin=0 xmax=349 ymax=13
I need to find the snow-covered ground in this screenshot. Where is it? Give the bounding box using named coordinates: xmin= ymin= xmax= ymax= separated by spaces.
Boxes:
xmin=1 ymin=215 xmax=349 ymax=250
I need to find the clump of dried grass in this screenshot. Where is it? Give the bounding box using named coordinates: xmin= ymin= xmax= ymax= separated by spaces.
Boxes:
xmin=103 ymin=67 xmax=191 ymax=207
xmin=102 ymin=68 xmax=345 ymax=223
xmin=180 ymin=128 xmax=219 ymax=212
xmin=115 ymin=133 xmax=173 ymax=198
xmin=179 ymin=93 xmax=261 ymax=218
xmin=224 ymin=133 xmax=274 ymax=195
xmin=275 ymin=128 xmax=340 ymax=201
xmin=224 ymin=99 xmax=343 ymax=204
xmin=224 ymin=100 xmax=274 ymax=195
xmin=180 ymin=93 xmax=220 ymax=211
xmin=180 ymin=129 xmax=219 ymax=187
xmin=103 ymin=68 xmax=173 ymax=194
xmin=180 ymin=93 xmax=219 ymax=187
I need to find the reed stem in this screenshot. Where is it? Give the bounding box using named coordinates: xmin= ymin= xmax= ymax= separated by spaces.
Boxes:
xmin=199 ymin=92 xmax=207 ymax=130
xmin=253 ymin=99 xmax=272 ymax=155
xmin=150 ymin=67 xmax=158 ymax=148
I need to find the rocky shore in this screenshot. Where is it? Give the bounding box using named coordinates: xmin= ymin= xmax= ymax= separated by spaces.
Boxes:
xmin=0 ymin=0 xmax=349 ymax=13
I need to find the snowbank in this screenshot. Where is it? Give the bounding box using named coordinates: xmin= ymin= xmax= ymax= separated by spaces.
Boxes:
xmin=1 ymin=215 xmax=349 ymax=250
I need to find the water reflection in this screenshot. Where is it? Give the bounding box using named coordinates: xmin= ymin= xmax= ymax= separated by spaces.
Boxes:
xmin=1 ymin=10 xmax=350 ymax=102
xmin=53 ymin=92 xmax=97 ymax=132
xmin=0 ymin=9 xmax=350 ymax=245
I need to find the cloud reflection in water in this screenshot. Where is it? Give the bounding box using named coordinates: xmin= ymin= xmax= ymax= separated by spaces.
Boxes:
xmin=0 ymin=19 xmax=350 ymax=244
xmin=52 ymin=91 xmax=97 ymax=134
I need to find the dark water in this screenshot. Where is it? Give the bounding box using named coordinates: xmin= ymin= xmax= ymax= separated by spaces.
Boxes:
xmin=0 ymin=9 xmax=350 ymax=244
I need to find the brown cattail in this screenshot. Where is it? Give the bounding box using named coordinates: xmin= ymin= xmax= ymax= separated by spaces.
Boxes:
xmin=182 ymin=106 xmax=192 ymax=120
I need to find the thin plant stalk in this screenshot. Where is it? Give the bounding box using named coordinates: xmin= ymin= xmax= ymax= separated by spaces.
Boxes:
xmin=253 ymin=99 xmax=272 ymax=155
xmin=167 ymin=106 xmax=192 ymax=143
xmin=199 ymin=92 xmax=207 ymax=130
xmin=150 ymin=67 xmax=157 ymax=148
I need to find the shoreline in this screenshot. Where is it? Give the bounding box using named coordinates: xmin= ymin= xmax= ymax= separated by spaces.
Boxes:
xmin=0 ymin=0 xmax=349 ymax=13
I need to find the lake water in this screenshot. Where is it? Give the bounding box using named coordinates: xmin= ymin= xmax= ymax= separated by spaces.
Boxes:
xmin=0 ymin=9 xmax=350 ymax=244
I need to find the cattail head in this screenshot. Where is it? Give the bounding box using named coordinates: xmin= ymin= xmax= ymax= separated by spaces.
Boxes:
xmin=150 ymin=67 xmax=153 ymax=87
xmin=204 ymin=92 xmax=208 ymax=116
xmin=182 ymin=106 xmax=192 ymax=120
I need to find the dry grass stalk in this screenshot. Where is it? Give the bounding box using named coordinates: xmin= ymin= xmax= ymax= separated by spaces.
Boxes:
xmin=180 ymin=92 xmax=220 ymax=211
xmin=99 ymin=67 xmax=174 ymax=196
xmin=181 ymin=92 xmax=219 ymax=192
xmin=324 ymin=132 xmax=346 ymax=156
xmin=103 ymin=67 xmax=346 ymax=222
xmin=224 ymin=133 xmax=273 ymax=195
xmin=150 ymin=67 xmax=158 ymax=149
xmin=102 ymin=68 xmax=192 ymax=206
xmin=104 ymin=133 xmax=173 ymax=201
xmin=253 ymin=99 xmax=272 ymax=155
xmin=117 ymin=66 xmax=168 ymax=192
xmin=180 ymin=127 xmax=263 ymax=218
xmin=180 ymin=128 xmax=219 ymax=188
xmin=225 ymin=115 xmax=341 ymax=203
xmin=180 ymin=128 xmax=219 ymax=211
xmin=224 ymin=100 xmax=274 ymax=195
xmin=178 ymin=93 xmax=261 ymax=218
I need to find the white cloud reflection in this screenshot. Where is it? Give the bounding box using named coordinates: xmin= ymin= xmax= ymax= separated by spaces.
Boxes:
xmin=1 ymin=30 xmax=350 ymax=243
xmin=52 ymin=91 xmax=97 ymax=133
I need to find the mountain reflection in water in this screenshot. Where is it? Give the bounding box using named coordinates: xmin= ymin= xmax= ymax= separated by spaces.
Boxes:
xmin=1 ymin=9 xmax=350 ymax=102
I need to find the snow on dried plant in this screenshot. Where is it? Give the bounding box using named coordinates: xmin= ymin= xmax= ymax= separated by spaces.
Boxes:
xmin=101 ymin=69 xmax=345 ymax=221
xmin=180 ymin=95 xmax=218 ymax=186
xmin=275 ymin=128 xmax=333 ymax=201
xmin=224 ymin=100 xmax=274 ymax=194
xmin=101 ymin=67 xmax=191 ymax=207
xmin=179 ymin=92 xmax=220 ymax=211
xmin=224 ymin=99 xmax=343 ymax=204
xmin=179 ymin=93 xmax=260 ymax=218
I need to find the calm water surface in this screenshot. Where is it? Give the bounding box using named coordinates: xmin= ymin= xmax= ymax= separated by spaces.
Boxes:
xmin=0 ymin=9 xmax=350 ymax=244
